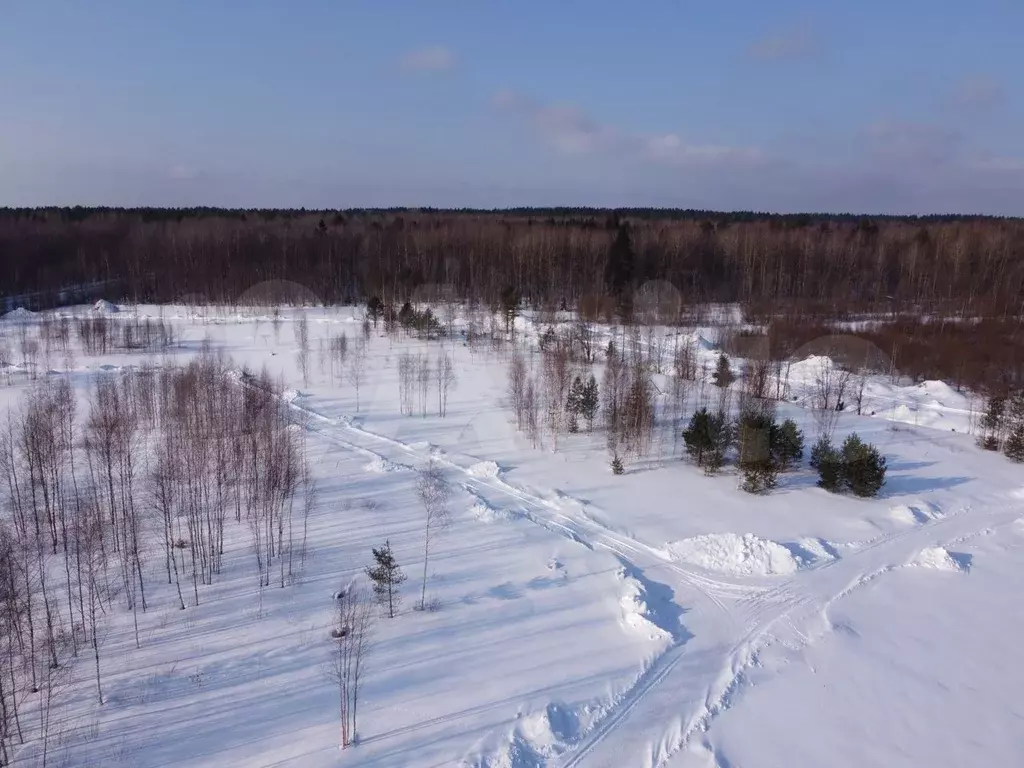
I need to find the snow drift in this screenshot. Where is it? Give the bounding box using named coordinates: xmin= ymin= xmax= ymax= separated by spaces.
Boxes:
xmin=663 ymin=533 xmax=812 ymax=576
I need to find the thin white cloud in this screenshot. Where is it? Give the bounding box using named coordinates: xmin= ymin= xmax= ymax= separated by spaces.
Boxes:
xmin=949 ymin=75 xmax=1004 ymax=109
xmin=749 ymin=23 xmax=819 ymax=61
xmin=168 ymin=164 xmax=200 ymax=180
xmin=860 ymin=120 xmax=964 ymax=169
xmin=971 ymin=155 xmax=1024 ymax=173
xmin=398 ymin=45 xmax=458 ymax=73
xmin=494 ymin=90 xmax=763 ymax=168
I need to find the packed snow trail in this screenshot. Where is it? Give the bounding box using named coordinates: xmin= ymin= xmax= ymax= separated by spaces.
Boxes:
xmin=557 ymin=505 xmax=1023 ymax=768
xmin=271 ymin=386 xmax=1021 ymax=768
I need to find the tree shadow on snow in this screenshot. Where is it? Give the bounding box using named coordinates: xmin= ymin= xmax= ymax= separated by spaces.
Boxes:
xmin=885 ymin=459 xmax=938 ymax=472
xmin=614 ymin=556 xmax=694 ymax=645
xmin=883 ymin=474 xmax=972 ymax=497
xmin=948 ymin=551 xmax=973 ymax=571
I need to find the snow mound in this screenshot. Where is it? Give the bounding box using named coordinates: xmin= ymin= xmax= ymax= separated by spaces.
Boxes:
xmin=362 ymin=455 xmax=404 ymax=473
xmin=468 ymin=460 xmax=501 ymax=479
xmin=795 ymin=537 xmax=839 ymax=563
xmin=281 ymin=388 xmax=300 ymax=403
xmin=469 ymin=500 xmax=511 ymax=523
xmin=665 ymin=533 xmax=804 ymax=576
xmin=690 ymin=332 xmax=717 ymax=351
xmin=618 ymin=573 xmax=671 ymax=641
xmin=907 ymin=547 xmax=969 ymax=573
xmin=915 ymin=379 xmax=961 ymax=403
xmin=91 ymin=299 xmax=120 ymax=314
xmin=2 ymin=307 xmax=35 ymax=320
xmin=890 ymin=502 xmax=940 ymax=525
xmin=471 ymin=702 xmax=597 ymax=768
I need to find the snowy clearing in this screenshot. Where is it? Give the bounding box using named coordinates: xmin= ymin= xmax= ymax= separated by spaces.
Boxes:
xmin=0 ymin=304 xmax=1021 ymax=768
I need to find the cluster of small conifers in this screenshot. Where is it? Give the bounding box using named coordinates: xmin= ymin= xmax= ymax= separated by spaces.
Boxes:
xmin=678 ymin=404 xmax=887 ymax=498
xmin=978 ymin=391 xmax=1024 ymax=463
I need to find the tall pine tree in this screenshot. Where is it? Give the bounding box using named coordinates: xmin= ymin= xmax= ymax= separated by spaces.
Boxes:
xmin=604 ymin=225 xmax=634 ymax=296
xmin=365 ymin=540 xmax=406 ymax=619
xmin=712 ymin=353 xmax=735 ymax=389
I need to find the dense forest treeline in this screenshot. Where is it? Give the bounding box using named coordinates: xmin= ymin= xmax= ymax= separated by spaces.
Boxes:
xmin=2 ymin=207 xmax=1023 ymax=319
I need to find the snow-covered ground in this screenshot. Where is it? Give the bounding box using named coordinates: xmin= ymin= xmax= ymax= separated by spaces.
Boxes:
xmin=1 ymin=303 xmax=1021 ymax=768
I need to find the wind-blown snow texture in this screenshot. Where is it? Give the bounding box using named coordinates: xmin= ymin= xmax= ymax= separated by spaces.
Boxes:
xmin=2 ymin=304 xmax=1021 ymax=768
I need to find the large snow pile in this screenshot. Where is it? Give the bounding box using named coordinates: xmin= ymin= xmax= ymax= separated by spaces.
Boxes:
xmin=2 ymin=307 xmax=35 ymax=320
xmin=362 ymin=454 xmax=405 ymax=473
xmin=664 ymin=533 xmax=806 ymax=576
xmin=91 ymin=299 xmax=121 ymax=314
xmin=890 ymin=502 xmax=941 ymax=525
xmin=906 ymin=547 xmax=969 ymax=573
xmin=619 ymin=573 xmax=672 ymax=641
xmin=473 ymin=702 xmax=596 ymax=768
xmin=469 ymin=460 xmax=502 ymax=479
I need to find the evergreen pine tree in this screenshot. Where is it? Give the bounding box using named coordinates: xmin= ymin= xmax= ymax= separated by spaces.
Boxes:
xmin=712 ymin=353 xmax=735 ymax=389
xmin=683 ymin=407 xmax=730 ymax=475
xmin=580 ymin=375 xmax=599 ymax=431
xmin=737 ymin=410 xmax=779 ymax=493
xmin=566 ymin=376 xmax=584 ymax=420
xmin=367 ymin=295 xmax=384 ymax=327
xmin=567 ymin=411 xmax=580 ymax=433
xmin=775 ymin=419 xmax=805 ymax=471
xmin=979 ymin=394 xmax=1006 ymax=451
xmin=814 ymin=437 xmax=844 ymax=492
xmin=1003 ymin=391 xmax=1024 ymax=461
xmin=1005 ymin=424 xmax=1024 ymax=462
xmin=365 ymin=540 xmax=406 ymax=618
xmin=500 ymin=285 xmax=520 ymax=333
xmin=809 ymin=435 xmax=832 ymax=470
xmin=604 ymin=225 xmax=634 ymax=296
xmin=611 ymin=455 xmax=625 ymax=474
xmin=841 ymin=433 xmax=887 ymax=498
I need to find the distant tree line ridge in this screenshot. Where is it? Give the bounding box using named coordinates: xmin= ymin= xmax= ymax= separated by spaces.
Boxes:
xmin=1 ymin=207 xmax=1022 ymax=318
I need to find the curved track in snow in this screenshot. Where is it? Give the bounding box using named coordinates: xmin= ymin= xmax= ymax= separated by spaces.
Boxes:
xmin=272 ymin=387 xmax=1021 ymax=768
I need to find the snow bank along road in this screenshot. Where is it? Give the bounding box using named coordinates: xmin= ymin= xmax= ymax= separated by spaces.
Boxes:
xmin=276 ymin=387 xmax=1021 ymax=768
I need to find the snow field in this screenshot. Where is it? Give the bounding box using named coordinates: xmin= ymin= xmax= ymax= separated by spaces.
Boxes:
xmin=0 ymin=303 xmax=1021 ymax=768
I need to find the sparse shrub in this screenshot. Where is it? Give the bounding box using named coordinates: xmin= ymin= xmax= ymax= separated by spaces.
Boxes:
xmin=366 ymin=295 xmax=384 ymax=327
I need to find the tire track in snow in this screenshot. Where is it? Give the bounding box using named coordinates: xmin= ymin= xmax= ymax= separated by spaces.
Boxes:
xmin=278 ymin=391 xmax=738 ymax=616
xmin=643 ymin=505 xmax=1024 ymax=768
xmin=273 ymin=389 xmax=1017 ymax=768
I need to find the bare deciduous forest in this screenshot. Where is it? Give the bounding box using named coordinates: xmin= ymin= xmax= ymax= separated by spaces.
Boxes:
xmin=1 ymin=207 xmax=1022 ymax=391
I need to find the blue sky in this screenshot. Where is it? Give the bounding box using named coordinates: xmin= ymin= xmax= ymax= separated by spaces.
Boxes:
xmin=2 ymin=0 xmax=1022 ymax=213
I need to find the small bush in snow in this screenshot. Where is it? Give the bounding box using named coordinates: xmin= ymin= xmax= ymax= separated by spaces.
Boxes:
xmin=413 ymin=596 xmax=442 ymax=612
xmin=611 ymin=455 xmax=625 ymax=475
